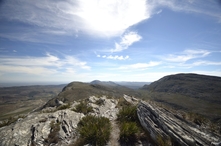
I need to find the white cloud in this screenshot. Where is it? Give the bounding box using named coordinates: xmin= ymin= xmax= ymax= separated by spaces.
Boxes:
xmin=97 ymin=54 xmax=129 ymax=60
xmin=111 ymin=32 xmax=142 ymax=52
xmin=0 ymin=65 xmax=56 ymax=75
xmin=118 ymin=61 xmax=161 ymax=70
xmin=0 ymin=54 xmax=60 ymax=67
xmin=108 ymin=55 xmax=129 ymax=60
xmin=64 ymin=56 xmax=91 ymax=70
xmin=181 ymin=61 xmax=221 ymax=68
xmin=107 ymin=55 xmax=129 ymax=60
xmin=0 ymin=0 xmax=150 ymax=38
xmin=163 ymin=49 xmax=211 ymax=63
xmin=76 ymin=0 xmax=150 ymax=36
xmin=152 ymin=0 xmax=221 ymax=22
xmin=0 ymin=0 xmax=220 ymax=41
xmin=0 ymin=54 xmax=90 ymax=75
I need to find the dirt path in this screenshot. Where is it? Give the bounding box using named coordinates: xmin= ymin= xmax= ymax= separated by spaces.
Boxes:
xmin=108 ymin=120 xmax=120 ymax=146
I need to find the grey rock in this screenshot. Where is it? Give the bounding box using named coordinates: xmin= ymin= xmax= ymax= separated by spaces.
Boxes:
xmin=0 ymin=109 xmax=84 ymax=146
xmin=0 ymin=96 xmax=119 ymax=146
xmin=123 ymin=94 xmax=139 ymax=105
xmin=137 ymin=101 xmax=221 ymax=146
xmin=88 ymin=96 xmax=119 ymax=120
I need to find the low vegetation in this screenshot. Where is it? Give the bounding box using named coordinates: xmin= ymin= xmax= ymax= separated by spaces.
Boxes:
xmin=44 ymin=120 xmax=61 ymax=145
xmin=117 ymin=105 xmax=138 ymax=122
xmin=73 ymin=101 xmax=93 ymax=114
xmin=186 ymin=112 xmax=208 ymax=126
xmin=56 ymin=103 xmax=71 ymax=111
xmin=119 ymin=121 xmax=139 ymax=142
xmin=75 ymin=115 xmax=111 ymax=146
xmin=117 ymin=105 xmax=144 ymax=144
xmin=117 ymin=97 xmax=132 ymax=108
xmin=0 ymin=115 xmax=26 ymax=128
xmin=95 ymin=98 xmax=104 ymax=105
xmin=156 ymin=135 xmax=171 ymax=146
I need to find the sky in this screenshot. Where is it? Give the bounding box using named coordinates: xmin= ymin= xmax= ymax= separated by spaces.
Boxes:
xmin=0 ymin=0 xmax=221 ymax=85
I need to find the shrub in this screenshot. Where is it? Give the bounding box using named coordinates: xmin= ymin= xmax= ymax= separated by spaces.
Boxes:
xmin=45 ymin=120 xmax=60 ymax=145
xmin=119 ymin=122 xmax=139 ymax=142
xmin=0 ymin=115 xmax=26 ymax=128
xmin=187 ymin=112 xmax=207 ymax=126
xmin=76 ymin=115 xmax=111 ymax=146
xmin=57 ymin=103 xmax=70 ymax=111
xmin=117 ymin=105 xmax=143 ymax=144
xmin=117 ymin=105 xmax=138 ymax=123
xmin=95 ymin=98 xmax=104 ymax=105
xmin=73 ymin=102 xmax=93 ymax=114
xmin=117 ymin=97 xmax=132 ymax=108
xmin=156 ymin=135 xmax=171 ymax=146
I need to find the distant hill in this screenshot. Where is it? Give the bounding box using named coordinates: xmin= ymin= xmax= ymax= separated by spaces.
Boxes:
xmin=0 ymin=84 xmax=66 ymax=102
xmin=142 ymin=73 xmax=221 ymax=103
xmin=140 ymin=73 xmax=221 ymax=122
xmin=115 ymin=81 xmax=151 ymax=89
xmin=0 ymin=84 xmax=66 ymax=120
xmin=43 ymin=81 xmax=139 ymax=107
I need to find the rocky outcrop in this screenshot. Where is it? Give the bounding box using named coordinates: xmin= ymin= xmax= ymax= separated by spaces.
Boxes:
xmin=123 ymin=94 xmax=139 ymax=105
xmin=137 ymin=101 xmax=221 ymax=146
xmin=1 ymin=94 xmax=220 ymax=146
xmin=0 ymin=96 xmax=119 ymax=146
xmin=88 ymin=96 xmax=119 ymax=120
xmin=0 ymin=109 xmax=84 ymax=146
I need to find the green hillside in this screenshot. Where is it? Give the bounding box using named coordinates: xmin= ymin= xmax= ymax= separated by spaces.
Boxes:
xmin=140 ymin=73 xmax=221 ymax=122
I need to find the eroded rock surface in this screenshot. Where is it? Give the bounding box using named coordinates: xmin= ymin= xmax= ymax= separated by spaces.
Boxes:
xmin=88 ymin=96 xmax=119 ymax=120
xmin=1 ymin=95 xmax=220 ymax=146
xmin=0 ymin=96 xmax=119 ymax=146
xmin=137 ymin=101 xmax=221 ymax=146
xmin=0 ymin=109 xmax=84 ymax=146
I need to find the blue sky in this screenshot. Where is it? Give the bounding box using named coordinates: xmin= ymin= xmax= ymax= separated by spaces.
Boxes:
xmin=0 ymin=0 xmax=221 ymax=84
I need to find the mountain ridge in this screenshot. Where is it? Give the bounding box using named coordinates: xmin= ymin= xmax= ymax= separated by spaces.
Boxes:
xmin=142 ymin=73 xmax=221 ymax=103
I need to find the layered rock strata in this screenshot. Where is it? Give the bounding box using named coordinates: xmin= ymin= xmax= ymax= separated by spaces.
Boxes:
xmin=137 ymin=101 xmax=221 ymax=146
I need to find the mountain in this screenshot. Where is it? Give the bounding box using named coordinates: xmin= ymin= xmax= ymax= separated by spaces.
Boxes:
xmin=43 ymin=81 xmax=139 ymax=108
xmin=0 ymin=77 xmax=221 ymax=146
xmin=141 ymin=73 xmax=221 ymax=122
xmin=0 ymin=84 xmax=66 ymax=121
xmin=142 ymin=73 xmax=221 ymax=103
xmin=115 ymin=81 xmax=151 ymax=89
xmin=1 ymin=93 xmax=220 ymax=146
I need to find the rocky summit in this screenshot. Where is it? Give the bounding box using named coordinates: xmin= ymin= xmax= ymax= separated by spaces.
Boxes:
xmin=0 ymin=95 xmax=119 ymax=146
xmin=0 ymin=94 xmax=220 ymax=146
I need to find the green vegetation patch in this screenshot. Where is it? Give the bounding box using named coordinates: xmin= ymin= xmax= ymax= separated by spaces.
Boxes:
xmin=76 ymin=115 xmax=111 ymax=146
xmin=44 ymin=120 xmax=61 ymax=145
xmin=117 ymin=105 xmax=138 ymax=122
xmin=73 ymin=102 xmax=93 ymax=115
xmin=57 ymin=103 xmax=71 ymax=111
xmin=119 ymin=121 xmax=139 ymax=142
xmin=117 ymin=97 xmax=132 ymax=108
xmin=117 ymin=105 xmax=142 ymax=144
xmin=0 ymin=115 xmax=26 ymax=128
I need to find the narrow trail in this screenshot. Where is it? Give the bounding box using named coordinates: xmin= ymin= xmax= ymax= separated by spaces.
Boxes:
xmin=108 ymin=120 xmax=120 ymax=146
